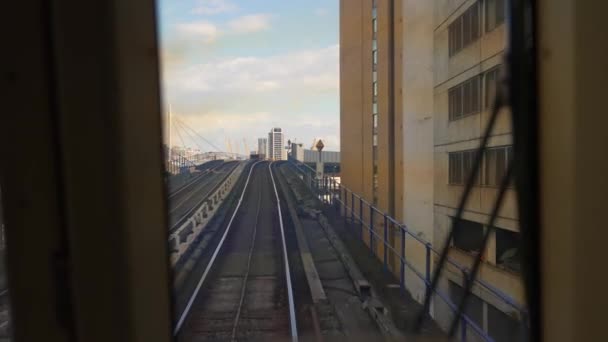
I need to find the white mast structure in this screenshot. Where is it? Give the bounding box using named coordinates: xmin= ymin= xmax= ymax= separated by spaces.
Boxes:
xmin=167 ymin=104 xmax=172 ymax=162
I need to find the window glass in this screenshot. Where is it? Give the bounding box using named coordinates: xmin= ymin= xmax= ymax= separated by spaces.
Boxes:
xmin=449 ymin=76 xmax=481 ymax=120
xmin=485 ymin=67 xmax=500 ymax=108
xmin=495 ymin=228 xmax=521 ymax=273
xmin=449 ymin=152 xmax=463 ymax=184
xmin=463 ymin=81 xmax=472 ymax=114
xmin=449 ymin=281 xmax=484 ymax=327
xmin=484 ymin=146 xmax=511 ymax=186
xmin=463 ymin=10 xmax=471 ymax=47
xmin=449 ymin=2 xmax=480 ymax=56
xmin=486 ymin=0 xmax=506 ymax=32
xmin=472 ymin=2 xmax=480 ymax=39
xmin=488 ymin=302 xmax=524 ymax=342
xmin=472 ymin=76 xmax=480 ymax=112
xmin=452 ymin=218 xmax=484 ymax=254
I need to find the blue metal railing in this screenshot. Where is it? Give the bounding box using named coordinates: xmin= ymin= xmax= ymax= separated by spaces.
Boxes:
xmin=287 ymin=159 xmax=528 ymax=342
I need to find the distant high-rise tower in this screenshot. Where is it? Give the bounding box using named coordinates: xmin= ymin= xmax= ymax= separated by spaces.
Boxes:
xmin=268 ymin=128 xmax=285 ymax=160
xmin=257 ymin=138 xmax=268 ymax=159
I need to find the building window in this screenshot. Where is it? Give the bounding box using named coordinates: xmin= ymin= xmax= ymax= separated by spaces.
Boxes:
xmin=488 ymin=302 xmax=524 ymax=342
xmin=373 ymin=81 xmax=378 ymax=96
xmin=373 ymin=114 xmax=378 ymax=128
xmin=451 ymin=280 xmax=524 ymax=342
xmin=449 ymin=75 xmax=481 ymax=120
xmin=495 ymin=227 xmax=521 ymax=273
xmin=372 ymin=133 xmax=378 ymax=146
xmin=373 ymin=102 xmax=378 ymax=114
xmin=485 ymin=66 xmax=501 ymax=108
xmin=449 ymin=150 xmax=477 ymax=185
xmin=483 ymin=145 xmax=512 ymax=186
xmin=452 ymin=218 xmax=484 ymax=254
xmin=449 ymin=281 xmax=484 ymax=328
xmin=486 ymin=0 xmax=506 ymax=32
xmin=372 ymin=49 xmax=378 ymax=64
xmin=449 ymin=2 xmax=480 ymax=56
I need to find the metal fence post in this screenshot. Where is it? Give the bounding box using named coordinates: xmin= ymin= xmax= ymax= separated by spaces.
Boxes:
xmin=331 ymin=178 xmax=335 ymax=205
xmin=370 ymin=207 xmax=375 ymax=255
xmin=343 ymin=188 xmax=347 ymax=218
xmin=359 ymin=197 xmax=363 ymax=240
xmin=350 ymin=192 xmax=354 ymax=228
xmin=337 ymin=183 xmax=341 ymax=208
xmin=400 ymin=227 xmax=405 ymax=293
xmin=383 ymin=215 xmax=388 ymax=271
xmin=460 ymin=317 xmax=467 ymax=341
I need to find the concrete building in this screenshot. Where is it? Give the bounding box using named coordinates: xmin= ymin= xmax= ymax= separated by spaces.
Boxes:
xmin=303 ymin=149 xmax=341 ymax=164
xmin=268 ymin=127 xmax=286 ymax=161
xmin=291 ymin=142 xmax=304 ymax=162
xmin=432 ymin=1 xmax=523 ymax=339
xmin=341 ymin=0 xmax=522 ymax=339
xmin=258 ymin=138 xmax=267 ymax=160
xmin=340 ymin=0 xmax=402 ymax=214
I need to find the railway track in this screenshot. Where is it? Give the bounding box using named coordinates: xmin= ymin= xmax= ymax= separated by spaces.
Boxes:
xmin=168 ymin=160 xmax=223 ymax=199
xmin=174 ymin=160 xmax=390 ymax=341
xmin=175 ymin=161 xmax=297 ymax=341
xmin=168 ymin=161 xmax=239 ymax=231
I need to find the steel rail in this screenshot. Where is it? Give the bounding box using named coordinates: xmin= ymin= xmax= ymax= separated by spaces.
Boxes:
xmin=173 ymin=160 xmax=261 ymax=335
xmin=169 ymin=161 xmax=240 ymax=232
xmin=230 ymin=187 xmax=262 ymax=341
xmin=268 ymin=162 xmax=298 ymax=342
xmin=168 ymin=161 xmax=224 ymax=200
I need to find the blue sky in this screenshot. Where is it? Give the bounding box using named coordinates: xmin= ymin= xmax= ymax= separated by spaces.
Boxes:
xmin=158 ymin=0 xmax=339 ymax=153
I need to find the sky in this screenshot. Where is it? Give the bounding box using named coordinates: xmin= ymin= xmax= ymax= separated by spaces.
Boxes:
xmin=157 ymin=0 xmax=340 ymax=153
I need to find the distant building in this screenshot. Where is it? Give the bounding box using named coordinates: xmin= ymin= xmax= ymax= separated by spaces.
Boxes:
xmin=303 ymin=149 xmax=340 ymax=164
xmin=291 ymin=143 xmax=304 ymax=162
xmin=268 ymin=127 xmax=285 ymax=160
xmin=257 ymin=138 xmax=268 ymax=160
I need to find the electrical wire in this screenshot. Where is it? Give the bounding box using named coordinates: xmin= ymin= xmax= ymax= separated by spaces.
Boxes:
xmin=174 ymin=116 xmax=223 ymax=152
xmin=173 ymin=119 xmax=206 ymax=161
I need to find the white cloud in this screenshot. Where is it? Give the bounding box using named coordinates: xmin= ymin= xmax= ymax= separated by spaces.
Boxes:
xmin=176 ymin=21 xmax=219 ymax=43
xmin=166 ymin=44 xmax=339 ymax=95
xmin=162 ymin=45 xmax=340 ymax=151
xmin=192 ymin=0 xmax=238 ymax=15
xmin=227 ymin=14 xmax=272 ymax=34
xmin=173 ymin=13 xmax=272 ymax=45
